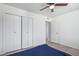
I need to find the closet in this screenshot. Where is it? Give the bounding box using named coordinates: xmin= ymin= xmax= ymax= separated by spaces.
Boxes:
xmin=0 ymin=4 xmax=45 ymax=55
xmin=2 ymin=13 xmax=21 ymax=53
xmin=22 ymin=17 xmax=33 ymax=48
xmin=0 ymin=12 xmax=2 ymax=54
xmin=0 ymin=11 xmax=33 ymax=54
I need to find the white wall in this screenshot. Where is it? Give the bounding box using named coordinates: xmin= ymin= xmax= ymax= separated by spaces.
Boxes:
xmin=51 ymin=9 xmax=79 ymax=49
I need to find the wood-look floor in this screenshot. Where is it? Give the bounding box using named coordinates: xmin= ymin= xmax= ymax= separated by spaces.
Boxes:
xmin=47 ymin=41 xmax=79 ymax=56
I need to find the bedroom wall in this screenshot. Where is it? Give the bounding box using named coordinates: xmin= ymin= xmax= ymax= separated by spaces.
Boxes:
xmin=51 ymin=9 xmax=79 ymax=49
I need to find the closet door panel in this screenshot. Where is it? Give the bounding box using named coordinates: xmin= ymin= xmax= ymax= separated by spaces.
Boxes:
xmin=0 ymin=12 xmax=2 ymax=54
xmin=3 ymin=13 xmax=21 ymax=53
xmin=28 ymin=17 xmax=33 ymax=47
xmin=22 ymin=17 xmax=33 ymax=48
xmin=22 ymin=17 xmax=28 ymax=48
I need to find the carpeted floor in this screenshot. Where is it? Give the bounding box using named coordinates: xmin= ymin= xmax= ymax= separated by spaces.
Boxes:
xmin=9 ymin=44 xmax=71 ymax=56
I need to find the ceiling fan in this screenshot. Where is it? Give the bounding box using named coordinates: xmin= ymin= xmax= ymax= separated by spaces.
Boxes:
xmin=40 ymin=3 xmax=68 ymax=12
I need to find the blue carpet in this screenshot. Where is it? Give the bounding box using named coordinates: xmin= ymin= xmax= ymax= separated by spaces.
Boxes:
xmin=9 ymin=44 xmax=71 ymax=56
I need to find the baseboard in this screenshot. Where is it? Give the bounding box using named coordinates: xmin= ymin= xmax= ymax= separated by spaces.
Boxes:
xmin=0 ymin=46 xmax=34 ymax=56
xmin=0 ymin=44 xmax=46 ymax=56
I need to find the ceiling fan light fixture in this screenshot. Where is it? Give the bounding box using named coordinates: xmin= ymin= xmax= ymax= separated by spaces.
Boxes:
xmin=49 ymin=5 xmax=55 ymax=9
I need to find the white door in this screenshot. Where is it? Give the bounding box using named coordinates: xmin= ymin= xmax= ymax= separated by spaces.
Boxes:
xmin=28 ymin=17 xmax=33 ymax=47
xmin=22 ymin=17 xmax=28 ymax=48
xmin=22 ymin=17 xmax=33 ymax=48
xmin=3 ymin=13 xmax=21 ymax=53
xmin=0 ymin=12 xmax=3 ymax=54
xmin=46 ymin=21 xmax=51 ymax=42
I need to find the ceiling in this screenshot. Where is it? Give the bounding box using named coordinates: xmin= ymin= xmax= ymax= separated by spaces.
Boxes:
xmin=5 ymin=3 xmax=79 ymax=18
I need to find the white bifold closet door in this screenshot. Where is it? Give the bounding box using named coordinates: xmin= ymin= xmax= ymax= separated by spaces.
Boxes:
xmin=27 ymin=17 xmax=33 ymax=47
xmin=0 ymin=12 xmax=2 ymax=54
xmin=3 ymin=13 xmax=21 ymax=53
xmin=22 ymin=17 xmax=33 ymax=48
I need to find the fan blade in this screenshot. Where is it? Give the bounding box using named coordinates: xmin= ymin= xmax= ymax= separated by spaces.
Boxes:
xmin=47 ymin=3 xmax=54 ymax=5
xmin=40 ymin=6 xmax=49 ymax=11
xmin=51 ymin=9 xmax=54 ymax=12
xmin=55 ymin=3 xmax=68 ymax=6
